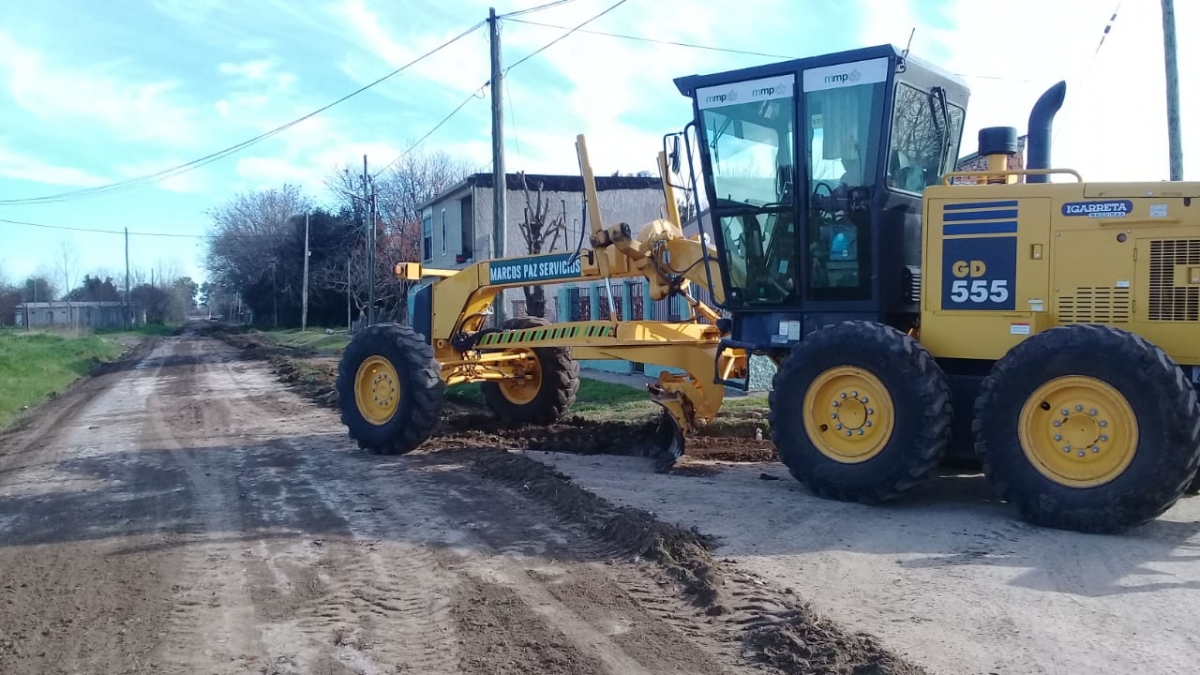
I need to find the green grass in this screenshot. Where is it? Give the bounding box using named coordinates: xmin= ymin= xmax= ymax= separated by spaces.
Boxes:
xmin=0 ymin=332 xmax=127 ymax=428
xmin=446 ymin=376 xmax=651 ymax=414
xmin=258 ymin=328 xmax=351 ymax=355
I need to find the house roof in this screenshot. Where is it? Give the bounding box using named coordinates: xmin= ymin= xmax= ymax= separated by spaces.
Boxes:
xmin=17 ymin=301 xmax=126 ymax=308
xmin=418 ymin=172 xmax=662 ymax=211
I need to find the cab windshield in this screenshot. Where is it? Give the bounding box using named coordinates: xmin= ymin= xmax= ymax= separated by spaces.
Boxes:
xmin=697 ymin=75 xmax=797 ymax=306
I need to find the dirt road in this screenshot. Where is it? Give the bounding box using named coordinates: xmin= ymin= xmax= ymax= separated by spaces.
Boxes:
xmin=530 ymin=451 xmax=1200 ymax=675
xmin=0 ymin=330 xmax=913 ymax=674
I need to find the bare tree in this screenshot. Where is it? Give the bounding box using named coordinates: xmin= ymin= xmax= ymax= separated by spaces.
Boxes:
xmin=516 ymin=172 xmax=568 ymax=318
xmin=55 ymin=239 xmax=80 ymax=301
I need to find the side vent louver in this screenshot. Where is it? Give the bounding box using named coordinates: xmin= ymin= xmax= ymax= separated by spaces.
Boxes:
xmin=1058 ymin=288 xmax=1131 ymax=324
xmin=904 ymin=266 xmax=921 ymax=304
xmin=1149 ymin=239 xmax=1200 ymax=322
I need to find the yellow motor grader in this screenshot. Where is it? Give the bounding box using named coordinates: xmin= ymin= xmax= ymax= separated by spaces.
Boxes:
xmin=336 ymin=44 xmax=1200 ymax=534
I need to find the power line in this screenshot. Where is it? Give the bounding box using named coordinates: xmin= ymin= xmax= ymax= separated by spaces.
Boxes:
xmin=0 ymin=216 xmax=276 ymax=240
xmin=0 ymin=20 xmax=487 ymax=207
xmin=371 ymin=82 xmax=489 ymax=179
xmin=498 ymin=0 xmax=584 ymax=18
xmin=503 ymin=0 xmax=631 ymax=74
xmin=503 ymin=16 xmax=795 ymax=60
xmin=370 ymin=0 xmax=631 ymax=180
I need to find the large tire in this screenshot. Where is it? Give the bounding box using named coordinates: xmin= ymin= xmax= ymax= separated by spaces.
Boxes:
xmin=973 ymin=324 xmax=1200 ymax=533
xmin=336 ymin=322 xmax=445 ymax=455
xmin=481 ymin=317 xmax=580 ymax=425
xmin=768 ymin=321 xmax=952 ymax=503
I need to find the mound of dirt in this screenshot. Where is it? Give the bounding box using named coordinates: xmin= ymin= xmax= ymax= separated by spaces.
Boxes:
xmin=464 ymin=448 xmax=925 ymax=674
xmin=200 ymin=322 xmax=778 ymax=466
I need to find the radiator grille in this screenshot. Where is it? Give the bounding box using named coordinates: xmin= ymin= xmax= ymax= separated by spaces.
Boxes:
xmin=1058 ymin=288 xmax=1131 ymax=324
xmin=1149 ymin=239 xmax=1200 ymax=322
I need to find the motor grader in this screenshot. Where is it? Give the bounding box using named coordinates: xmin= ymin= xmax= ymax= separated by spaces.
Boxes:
xmin=336 ymin=43 xmax=1200 ymax=534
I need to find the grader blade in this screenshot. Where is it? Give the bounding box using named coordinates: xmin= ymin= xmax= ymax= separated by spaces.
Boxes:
xmin=648 ymin=406 xmax=686 ymax=473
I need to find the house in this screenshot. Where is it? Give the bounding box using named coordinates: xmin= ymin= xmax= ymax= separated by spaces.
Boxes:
xmin=952 ymin=134 xmax=1028 ymax=183
xmin=15 ymin=301 xmax=135 ymax=329
xmin=416 ymin=170 xmax=667 ymax=324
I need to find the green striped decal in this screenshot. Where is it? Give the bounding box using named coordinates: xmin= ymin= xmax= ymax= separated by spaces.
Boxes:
xmin=474 ymin=323 xmax=616 ymax=347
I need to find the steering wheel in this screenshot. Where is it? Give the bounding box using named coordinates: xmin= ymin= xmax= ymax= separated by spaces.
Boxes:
xmin=811 ymin=182 xmax=838 ymax=225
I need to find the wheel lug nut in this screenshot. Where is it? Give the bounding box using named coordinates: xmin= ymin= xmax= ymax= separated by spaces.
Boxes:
xmin=1054 ymin=434 xmax=1062 ymax=441
xmin=857 ymin=429 xmax=864 ymax=436
xmin=1089 ymin=409 xmax=1098 ymax=416
xmin=1099 ymin=420 xmax=1108 ymax=427
xmin=1076 ymin=405 xmax=1084 ymax=411
xmin=1053 ymin=420 xmax=1062 ymax=427
xmin=1092 ymin=446 xmax=1100 ymax=454
xmin=1061 ymin=409 xmax=1069 ymax=416
xmin=836 ymin=424 xmax=843 ymax=430
xmin=865 ymin=421 xmax=872 ymax=427
xmin=832 ymin=401 xmax=839 ymax=407
xmin=831 ymin=413 xmax=838 ymax=419
xmin=840 ymin=393 xmax=847 ymax=399
xmin=1077 ymin=450 xmax=1086 ymax=457
xmin=845 ymin=430 xmax=852 ymax=437
xmin=867 ymin=408 xmax=874 ymax=415
xmin=1063 ymin=446 xmax=1071 ymax=453
xmin=1100 ymin=435 xmax=1108 ymax=442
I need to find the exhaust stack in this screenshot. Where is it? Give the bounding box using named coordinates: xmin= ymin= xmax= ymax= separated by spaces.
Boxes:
xmin=1026 ymin=81 xmax=1067 ymax=184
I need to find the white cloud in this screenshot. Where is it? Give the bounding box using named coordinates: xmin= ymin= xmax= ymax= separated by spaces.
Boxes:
xmin=0 ymin=32 xmax=200 ymax=146
xmin=0 ymin=141 xmax=109 ymax=187
xmin=219 ymin=59 xmax=276 ymax=80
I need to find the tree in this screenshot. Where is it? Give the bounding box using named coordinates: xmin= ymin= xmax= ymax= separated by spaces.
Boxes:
xmin=54 ymin=239 xmax=80 ymax=301
xmin=22 ymin=276 xmax=57 ymax=303
xmin=515 ymin=172 xmax=568 ymax=318
xmin=63 ymin=275 xmax=122 ymax=302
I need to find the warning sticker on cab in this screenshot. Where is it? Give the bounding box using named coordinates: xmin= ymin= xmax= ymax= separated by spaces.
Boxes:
xmin=1010 ymin=323 xmax=1031 ymax=335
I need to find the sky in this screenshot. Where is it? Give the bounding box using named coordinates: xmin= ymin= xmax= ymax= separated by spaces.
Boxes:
xmin=0 ymin=0 xmax=1196 ymax=291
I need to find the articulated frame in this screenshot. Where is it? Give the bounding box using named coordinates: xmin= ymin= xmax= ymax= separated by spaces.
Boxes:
xmin=395 ymin=135 xmax=748 ymax=450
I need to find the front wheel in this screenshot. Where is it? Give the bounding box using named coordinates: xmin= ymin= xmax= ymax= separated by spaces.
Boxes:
xmin=336 ymin=323 xmax=445 ymax=455
xmin=768 ymin=321 xmax=952 ymax=503
xmin=973 ymin=324 xmax=1200 ymax=533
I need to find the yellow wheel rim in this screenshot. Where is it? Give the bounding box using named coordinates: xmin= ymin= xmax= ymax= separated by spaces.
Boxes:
xmin=802 ymin=366 xmax=895 ymax=463
xmin=354 ymin=355 xmax=401 ymax=425
xmin=1018 ymin=375 xmax=1137 ymax=488
xmin=497 ymin=351 xmax=542 ymax=405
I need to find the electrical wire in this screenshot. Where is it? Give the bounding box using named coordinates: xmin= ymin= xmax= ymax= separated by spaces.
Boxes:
xmin=504 ymin=16 xmax=796 ymax=60
xmin=0 ymin=216 xmax=279 ymax=239
xmin=498 ymin=0 xmax=584 ymax=18
xmin=502 ymin=0 xmax=630 ymax=74
xmin=371 ymin=82 xmax=489 ymax=179
xmin=0 ymin=20 xmax=488 ymax=207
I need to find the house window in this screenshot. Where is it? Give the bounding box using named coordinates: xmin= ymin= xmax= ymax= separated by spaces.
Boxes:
xmin=460 ymin=196 xmax=473 ymax=261
xmin=628 ymin=282 xmax=644 ymax=320
xmin=598 ymin=285 xmax=623 ymax=321
xmin=440 ymin=208 xmax=447 ymax=257
xmin=567 ymin=287 xmax=590 ymax=321
xmin=422 ymin=210 xmax=433 ymax=261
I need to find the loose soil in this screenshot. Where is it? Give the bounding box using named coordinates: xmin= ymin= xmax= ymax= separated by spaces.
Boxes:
xmin=0 ymin=325 xmax=922 ymax=674
xmin=205 ymin=323 xmax=779 ymax=466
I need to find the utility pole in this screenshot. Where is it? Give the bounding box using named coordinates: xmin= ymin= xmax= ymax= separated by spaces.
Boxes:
xmin=272 ymin=260 xmax=278 ymax=328
xmin=347 ymin=255 xmax=352 ymax=332
xmin=1161 ymin=0 xmax=1183 ymax=180
xmin=489 ymin=6 xmax=507 ymax=327
xmin=301 ymin=212 xmax=310 ymax=331
xmin=124 ymin=227 xmax=130 ymax=327
xmin=362 ymin=155 xmax=376 ymax=326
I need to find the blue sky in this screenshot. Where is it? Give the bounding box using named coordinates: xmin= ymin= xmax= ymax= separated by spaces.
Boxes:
xmin=0 ymin=0 xmax=1196 ymax=289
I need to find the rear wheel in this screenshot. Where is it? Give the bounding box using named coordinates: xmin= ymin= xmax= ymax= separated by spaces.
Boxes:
xmin=482 ymin=317 xmax=580 ymax=425
xmin=336 ymin=323 xmax=445 ymax=455
xmin=973 ymin=324 xmax=1200 ymax=532
xmin=768 ymin=321 xmax=952 ymax=503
